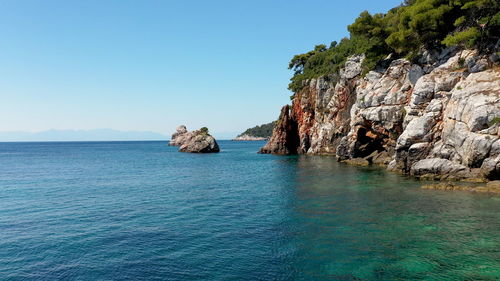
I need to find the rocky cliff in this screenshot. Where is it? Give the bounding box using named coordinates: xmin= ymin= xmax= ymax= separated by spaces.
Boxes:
xmin=261 ymin=49 xmax=500 ymax=181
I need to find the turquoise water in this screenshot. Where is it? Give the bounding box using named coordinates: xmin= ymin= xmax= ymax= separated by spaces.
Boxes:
xmin=0 ymin=141 xmax=499 ymax=280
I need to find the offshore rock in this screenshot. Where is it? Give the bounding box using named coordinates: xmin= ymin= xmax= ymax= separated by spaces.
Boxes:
xmin=169 ymin=125 xmax=189 ymax=146
xmin=169 ymin=126 xmax=219 ymax=153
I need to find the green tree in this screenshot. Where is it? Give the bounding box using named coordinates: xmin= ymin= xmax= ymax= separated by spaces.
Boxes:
xmin=385 ymin=0 xmax=457 ymax=56
xmin=443 ymin=0 xmax=500 ymax=49
xmin=289 ymin=44 xmax=327 ymax=75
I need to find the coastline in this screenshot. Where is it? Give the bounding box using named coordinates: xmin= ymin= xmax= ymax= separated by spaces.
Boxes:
xmin=260 ymin=50 xmax=500 ymax=186
xmin=232 ymin=134 xmax=268 ymax=141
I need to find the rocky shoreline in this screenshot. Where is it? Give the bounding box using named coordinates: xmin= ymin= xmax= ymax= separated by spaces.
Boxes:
xmin=260 ymin=48 xmax=500 ymax=184
xmin=232 ymin=134 xmax=267 ymax=141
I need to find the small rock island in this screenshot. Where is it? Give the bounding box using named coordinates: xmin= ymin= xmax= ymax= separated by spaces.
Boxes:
xmin=169 ymin=125 xmax=220 ymax=153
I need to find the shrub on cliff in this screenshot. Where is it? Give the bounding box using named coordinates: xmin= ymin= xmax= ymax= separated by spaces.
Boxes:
xmin=288 ymin=36 xmax=383 ymax=92
xmin=200 ymin=127 xmax=209 ymax=135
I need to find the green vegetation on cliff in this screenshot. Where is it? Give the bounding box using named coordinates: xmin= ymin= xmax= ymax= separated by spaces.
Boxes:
xmin=199 ymin=127 xmax=210 ymax=135
xmin=288 ymin=0 xmax=500 ymax=92
xmin=238 ymin=122 xmax=276 ymax=138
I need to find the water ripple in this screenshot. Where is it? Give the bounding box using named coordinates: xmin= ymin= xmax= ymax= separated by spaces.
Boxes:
xmin=0 ymin=141 xmax=498 ymax=280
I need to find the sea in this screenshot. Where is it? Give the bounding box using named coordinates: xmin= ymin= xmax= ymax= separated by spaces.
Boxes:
xmin=0 ymin=140 xmax=498 ymax=280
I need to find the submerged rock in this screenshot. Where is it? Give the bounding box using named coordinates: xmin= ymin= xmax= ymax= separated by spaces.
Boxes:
xmin=169 ymin=126 xmax=219 ymax=153
xmin=422 ymin=181 xmax=500 ymax=194
xmin=342 ymin=158 xmax=369 ymax=167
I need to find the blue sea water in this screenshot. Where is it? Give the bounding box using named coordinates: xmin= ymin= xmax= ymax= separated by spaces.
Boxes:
xmin=0 ymin=140 xmax=499 ymax=280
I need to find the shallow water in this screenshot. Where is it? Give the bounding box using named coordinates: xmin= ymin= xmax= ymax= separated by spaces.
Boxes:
xmin=0 ymin=141 xmax=498 ymax=280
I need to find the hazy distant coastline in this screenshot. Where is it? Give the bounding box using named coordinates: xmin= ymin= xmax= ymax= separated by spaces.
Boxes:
xmin=0 ymin=129 xmax=168 ymax=142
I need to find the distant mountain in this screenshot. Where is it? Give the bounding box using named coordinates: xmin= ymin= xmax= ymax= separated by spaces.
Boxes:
xmin=237 ymin=122 xmax=276 ymax=138
xmin=0 ymin=129 xmax=167 ymax=142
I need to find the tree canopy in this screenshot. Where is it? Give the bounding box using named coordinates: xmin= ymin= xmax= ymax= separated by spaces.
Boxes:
xmin=288 ymin=0 xmax=499 ymax=92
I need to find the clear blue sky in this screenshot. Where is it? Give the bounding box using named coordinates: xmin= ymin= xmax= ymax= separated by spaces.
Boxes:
xmin=0 ymin=0 xmax=402 ymax=138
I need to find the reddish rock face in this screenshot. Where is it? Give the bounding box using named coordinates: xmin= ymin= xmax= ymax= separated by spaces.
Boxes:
xmin=259 ymin=105 xmax=299 ymax=155
xmin=260 ymin=55 xmax=362 ymax=155
xmin=291 ymin=85 xmax=316 ymax=154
